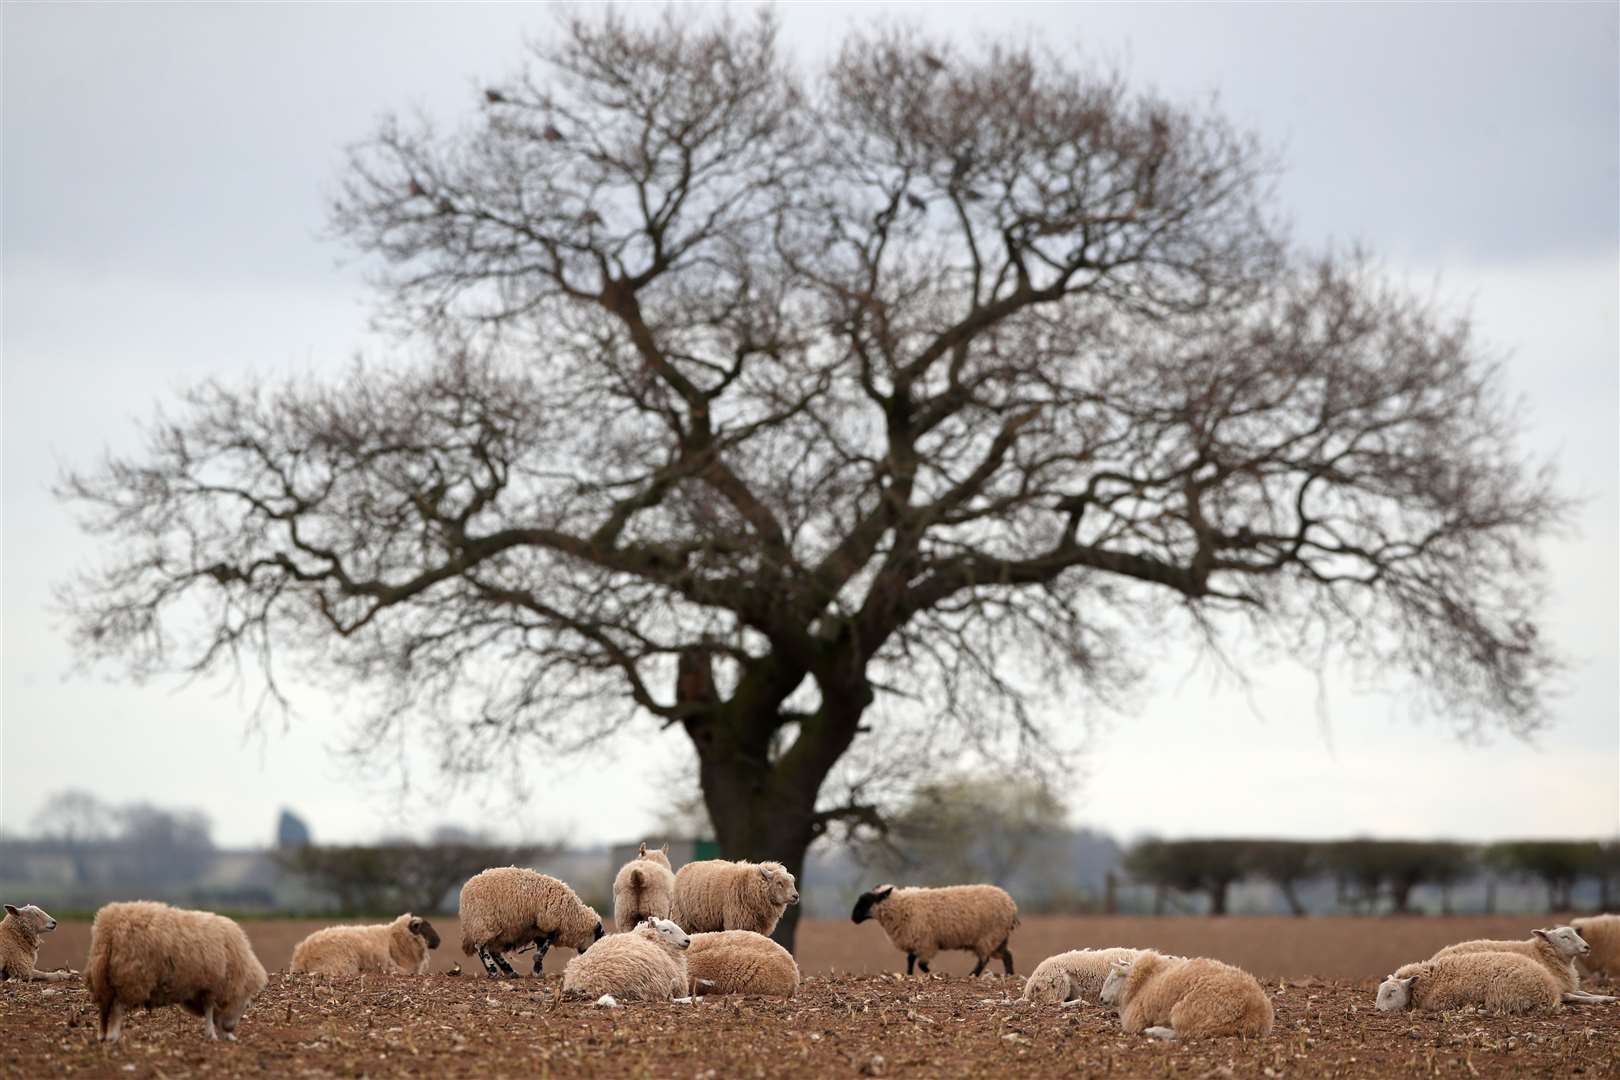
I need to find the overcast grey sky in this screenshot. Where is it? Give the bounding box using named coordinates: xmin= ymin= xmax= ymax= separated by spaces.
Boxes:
xmin=3 ymin=2 xmax=1616 ymax=849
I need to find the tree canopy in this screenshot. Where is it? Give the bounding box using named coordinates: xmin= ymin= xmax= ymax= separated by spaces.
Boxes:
xmin=59 ymin=10 xmax=1564 ymax=946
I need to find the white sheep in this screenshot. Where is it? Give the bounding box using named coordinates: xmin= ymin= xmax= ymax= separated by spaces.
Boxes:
xmin=1571 ymin=914 xmax=1620 ymax=983
xmin=0 ymin=903 xmax=74 ymax=983
xmin=851 ymin=883 xmax=1019 ymax=976
xmin=685 ymin=930 xmax=800 ymax=997
xmin=1433 ymin=926 xmax=1617 ymax=1004
xmin=1022 ymin=947 xmax=1146 ymax=1005
xmin=288 ymin=914 xmax=441 ymax=976
xmin=672 ymin=859 xmax=799 ymax=936
xmin=562 ymin=917 xmax=690 ymax=1001
xmin=459 ymin=867 xmax=605 ymax=977
xmin=85 ymin=901 xmax=268 ymax=1043
xmin=613 ymin=842 xmax=676 ymax=932
xmin=1376 ymin=952 xmax=1561 ymax=1015
xmin=1100 ymin=952 xmax=1273 ymax=1039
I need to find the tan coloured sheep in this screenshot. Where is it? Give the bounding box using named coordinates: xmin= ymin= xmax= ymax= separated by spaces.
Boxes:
xmin=288 ymin=914 xmax=441 ymax=976
xmin=613 ymin=843 xmax=676 ymax=932
xmin=85 ymin=901 xmax=268 ymax=1043
xmin=459 ymin=867 xmax=604 ymax=977
xmin=685 ymin=930 xmax=800 ymax=997
xmin=562 ymin=918 xmax=689 ymax=1001
xmin=0 ymin=903 xmax=74 ymax=983
xmin=1022 ymin=947 xmax=1146 ymax=1005
xmin=1433 ymin=926 xmax=1616 ymax=1003
xmin=1376 ymin=952 xmax=1561 ymax=1015
xmin=1100 ymin=952 xmax=1273 ymax=1040
xmin=851 ymin=884 xmax=1019 ymax=976
xmin=1572 ymin=914 xmax=1620 ymax=982
xmin=672 ymin=859 xmax=799 ymax=936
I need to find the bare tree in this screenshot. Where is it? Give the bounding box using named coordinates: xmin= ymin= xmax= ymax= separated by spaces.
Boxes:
xmin=58 ymin=11 xmax=1564 ymax=947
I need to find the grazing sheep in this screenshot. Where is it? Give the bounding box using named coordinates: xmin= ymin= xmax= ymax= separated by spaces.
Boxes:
xmin=685 ymin=930 xmax=800 ymax=997
xmin=0 ymin=903 xmax=74 ymax=982
xmin=562 ymin=917 xmax=689 ymax=1001
xmin=1022 ymin=947 xmax=1146 ymax=1005
xmin=613 ymin=843 xmax=676 ymax=932
xmin=1100 ymin=952 xmax=1273 ymax=1040
xmin=288 ymin=914 xmax=441 ymax=976
xmin=851 ymin=883 xmax=1019 ymax=976
xmin=459 ymin=867 xmax=605 ymax=978
xmin=85 ymin=901 xmax=268 ymax=1043
xmin=1572 ymin=915 xmax=1620 ymax=982
xmin=1433 ymin=927 xmax=1617 ymax=1004
xmin=1376 ymin=952 xmax=1561 ymax=1015
xmin=672 ymin=859 xmax=799 ymax=936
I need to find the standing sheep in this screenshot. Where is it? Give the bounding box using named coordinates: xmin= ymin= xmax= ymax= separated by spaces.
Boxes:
xmin=685 ymin=930 xmax=800 ymax=997
xmin=672 ymin=859 xmax=799 ymax=936
xmin=459 ymin=867 xmax=604 ymax=978
xmin=85 ymin=901 xmax=268 ymax=1043
xmin=288 ymin=914 xmax=441 ymax=976
xmin=1022 ymin=947 xmax=1146 ymax=1005
xmin=1100 ymin=952 xmax=1273 ymax=1040
xmin=0 ymin=903 xmax=74 ymax=983
xmin=1376 ymin=952 xmax=1562 ymax=1015
xmin=613 ymin=843 xmax=676 ymax=932
xmin=562 ymin=917 xmax=690 ymax=1001
xmin=1433 ymin=926 xmax=1617 ymax=1004
xmin=851 ymin=884 xmax=1019 ymax=976
xmin=1572 ymin=914 xmax=1620 ymax=982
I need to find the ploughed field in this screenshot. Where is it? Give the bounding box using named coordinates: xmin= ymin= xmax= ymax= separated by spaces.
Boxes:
xmin=7 ymin=916 xmax=1616 ymax=1079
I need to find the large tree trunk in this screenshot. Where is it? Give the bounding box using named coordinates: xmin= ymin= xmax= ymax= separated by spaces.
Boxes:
xmin=702 ymin=760 xmax=818 ymax=951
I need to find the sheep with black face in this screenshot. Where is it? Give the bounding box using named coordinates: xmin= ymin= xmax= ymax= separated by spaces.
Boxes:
xmin=851 ymin=883 xmax=1019 ymax=976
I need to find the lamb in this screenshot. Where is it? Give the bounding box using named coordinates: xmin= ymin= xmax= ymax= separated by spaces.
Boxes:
xmin=0 ymin=903 xmax=74 ymax=982
xmin=288 ymin=914 xmax=441 ymax=976
xmin=85 ymin=901 xmax=268 ymax=1043
xmin=672 ymin=859 xmax=799 ymax=936
xmin=1376 ymin=952 xmax=1561 ymax=1015
xmin=613 ymin=842 xmax=676 ymax=932
xmin=1432 ymin=926 xmax=1617 ymax=1004
xmin=850 ymin=883 xmax=1019 ymax=976
xmin=1571 ymin=915 xmax=1620 ymax=983
xmin=685 ymin=930 xmax=800 ymax=997
xmin=459 ymin=867 xmax=605 ymax=978
xmin=1100 ymin=952 xmax=1273 ymax=1040
xmin=1022 ymin=947 xmax=1147 ymax=1005
xmin=562 ymin=917 xmax=690 ymax=1001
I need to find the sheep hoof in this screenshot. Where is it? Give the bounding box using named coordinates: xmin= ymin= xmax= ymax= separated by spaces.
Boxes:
xmin=1144 ymin=1026 xmax=1177 ymax=1040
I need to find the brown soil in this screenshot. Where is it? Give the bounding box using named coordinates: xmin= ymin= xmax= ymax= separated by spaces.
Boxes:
xmin=8 ymin=916 xmax=1615 ymax=1078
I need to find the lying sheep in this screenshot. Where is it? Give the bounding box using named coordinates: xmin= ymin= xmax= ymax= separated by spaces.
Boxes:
xmin=614 ymin=843 xmax=676 ymax=932
xmin=673 ymin=859 xmax=799 ymax=936
xmin=562 ymin=917 xmax=689 ymax=1001
xmin=1100 ymin=952 xmax=1273 ymax=1039
xmin=1572 ymin=915 xmax=1620 ymax=983
xmin=85 ymin=901 xmax=268 ymax=1043
xmin=1433 ymin=926 xmax=1617 ymax=1004
xmin=1376 ymin=952 xmax=1561 ymax=1015
xmin=851 ymin=883 xmax=1019 ymax=976
xmin=0 ymin=903 xmax=74 ymax=983
xmin=288 ymin=914 xmax=441 ymax=976
xmin=459 ymin=867 xmax=604 ymax=978
xmin=1022 ymin=947 xmax=1146 ymax=1005
xmin=685 ymin=930 xmax=800 ymax=997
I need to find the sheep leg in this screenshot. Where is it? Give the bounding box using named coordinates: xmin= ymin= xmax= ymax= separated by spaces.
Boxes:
xmin=997 ymin=941 xmax=1015 ymax=976
xmin=906 ymin=953 xmax=917 ymax=976
xmin=970 ymin=955 xmax=988 ymax=977
xmin=532 ymin=932 xmax=557 ymax=976
xmin=918 ymin=959 xmax=930 ymax=974
xmin=489 ymin=949 xmax=519 ymax=978
xmin=1563 ymin=990 xmax=1618 ymax=1004
xmin=202 ymin=1003 xmax=218 ymax=1041
xmin=101 ymin=1000 xmax=126 ymax=1044
xmin=1144 ymin=1026 xmax=1178 ymax=1040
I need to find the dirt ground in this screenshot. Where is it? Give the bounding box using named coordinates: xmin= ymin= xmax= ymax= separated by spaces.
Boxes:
xmin=7 ymin=916 xmax=1616 ymax=1079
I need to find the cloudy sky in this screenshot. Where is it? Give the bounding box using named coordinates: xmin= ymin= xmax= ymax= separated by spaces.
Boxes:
xmin=3 ymin=2 xmax=1615 ymax=850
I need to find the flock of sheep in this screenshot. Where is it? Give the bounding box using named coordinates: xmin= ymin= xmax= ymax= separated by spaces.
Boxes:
xmin=3 ymin=840 xmax=1619 ymax=1047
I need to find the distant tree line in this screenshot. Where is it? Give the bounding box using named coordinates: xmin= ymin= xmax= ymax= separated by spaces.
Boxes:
xmin=1124 ymin=838 xmax=1620 ymax=916
xmin=272 ymin=829 xmax=550 ymax=915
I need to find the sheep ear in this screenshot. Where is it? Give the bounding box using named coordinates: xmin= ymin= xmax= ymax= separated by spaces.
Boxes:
xmin=660 ymin=843 xmax=669 ymax=854
xmin=1532 ymin=928 xmax=1552 ymax=942
xmin=759 ymin=865 xmax=774 ymax=880
xmin=638 ymin=842 xmax=648 ymax=857
xmin=873 ymin=884 xmax=894 ymax=899
xmin=3 ymin=905 xmax=17 ymax=918
xmin=1402 ymin=975 xmax=1418 ymax=989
